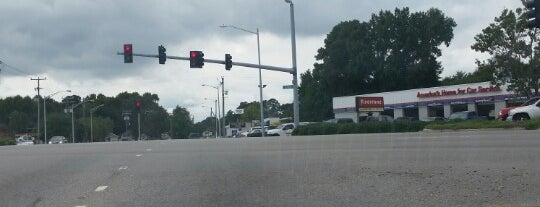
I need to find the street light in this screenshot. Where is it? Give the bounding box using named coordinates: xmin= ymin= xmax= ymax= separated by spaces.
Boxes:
xmin=70 ymin=99 xmax=94 ymax=143
xmin=219 ymin=25 xmax=265 ymax=136
xmin=90 ymin=104 xmax=105 ymax=143
xmin=202 ymin=84 xmax=221 ymax=137
xmin=284 ymin=0 xmax=300 ymax=127
xmin=44 ymin=90 xmax=71 ymax=144
xmin=204 ymin=98 xmax=219 ymax=139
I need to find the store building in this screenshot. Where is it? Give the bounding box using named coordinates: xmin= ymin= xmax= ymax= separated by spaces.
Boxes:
xmin=333 ymin=82 xmax=524 ymax=122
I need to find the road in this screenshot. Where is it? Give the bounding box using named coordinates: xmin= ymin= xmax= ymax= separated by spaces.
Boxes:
xmin=0 ymin=130 xmax=539 ymax=207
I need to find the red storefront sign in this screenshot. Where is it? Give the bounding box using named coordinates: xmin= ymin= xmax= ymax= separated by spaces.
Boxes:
xmin=356 ymin=97 xmax=384 ymax=112
xmin=417 ymin=86 xmax=501 ymax=98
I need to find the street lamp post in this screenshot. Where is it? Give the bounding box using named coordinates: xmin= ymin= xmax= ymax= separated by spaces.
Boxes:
xmin=202 ymin=84 xmax=221 ymax=137
xmin=90 ymin=104 xmax=104 ymax=143
xmin=70 ymin=99 xmax=94 ymax=143
xmin=44 ymin=90 xmax=71 ymax=144
xmin=220 ymin=25 xmax=265 ymax=136
xmin=285 ymin=0 xmax=300 ymax=127
xmin=204 ymin=98 xmax=219 ymax=139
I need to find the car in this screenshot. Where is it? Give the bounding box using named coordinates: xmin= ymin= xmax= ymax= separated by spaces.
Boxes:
xmin=498 ymin=97 xmax=540 ymax=120
xmin=16 ymin=135 xmax=35 ymax=146
xmin=363 ymin=115 xmax=394 ymax=122
xmin=188 ymin=133 xmax=202 ymax=139
xmin=394 ymin=117 xmax=417 ymax=122
xmin=507 ymin=98 xmax=540 ymax=121
xmin=48 ymin=136 xmax=68 ymax=144
xmin=448 ymin=111 xmax=486 ymax=121
xmin=267 ymin=123 xmax=295 ymax=136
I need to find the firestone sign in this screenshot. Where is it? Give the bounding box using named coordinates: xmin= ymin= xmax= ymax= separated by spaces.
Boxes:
xmin=417 ymin=86 xmax=501 ymax=98
xmin=356 ymin=97 xmax=384 ymax=112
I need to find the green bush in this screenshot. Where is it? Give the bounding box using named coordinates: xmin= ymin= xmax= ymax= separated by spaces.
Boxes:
xmin=292 ymin=121 xmax=427 ymax=136
xmin=524 ymin=118 xmax=540 ymax=130
xmin=0 ymin=137 xmax=15 ymax=146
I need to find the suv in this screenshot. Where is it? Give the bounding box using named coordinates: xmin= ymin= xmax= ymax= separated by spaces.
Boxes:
xmin=448 ymin=111 xmax=485 ymax=120
xmin=498 ymin=97 xmax=540 ymax=120
xmin=48 ymin=136 xmax=68 ymax=144
xmin=267 ymin=123 xmax=295 ymax=136
xmin=507 ymin=98 xmax=540 ymax=121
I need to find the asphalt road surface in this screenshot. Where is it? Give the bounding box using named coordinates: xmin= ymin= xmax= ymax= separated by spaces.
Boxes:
xmin=1 ymin=130 xmax=539 ymax=207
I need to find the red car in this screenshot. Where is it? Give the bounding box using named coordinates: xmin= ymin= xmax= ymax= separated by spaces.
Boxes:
xmin=498 ymin=97 xmax=540 ymax=120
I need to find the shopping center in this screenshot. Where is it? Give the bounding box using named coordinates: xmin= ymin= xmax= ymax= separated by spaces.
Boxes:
xmin=332 ymin=82 xmax=525 ymax=122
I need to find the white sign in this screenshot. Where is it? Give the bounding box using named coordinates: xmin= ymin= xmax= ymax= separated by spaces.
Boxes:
xmin=234 ymin=109 xmax=244 ymax=115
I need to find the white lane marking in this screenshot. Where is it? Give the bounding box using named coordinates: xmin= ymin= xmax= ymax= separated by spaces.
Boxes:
xmin=119 ymin=166 xmax=128 ymax=170
xmin=146 ymin=148 xmax=152 ymax=151
xmin=135 ymin=154 xmax=142 ymax=157
xmin=75 ymin=206 xmax=86 ymax=207
xmin=95 ymin=186 xmax=108 ymax=192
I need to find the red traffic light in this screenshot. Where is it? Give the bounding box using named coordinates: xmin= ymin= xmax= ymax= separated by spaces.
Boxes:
xmin=191 ymin=51 xmax=197 ymax=58
xmin=124 ymin=45 xmax=132 ymax=52
xmin=135 ymin=101 xmax=141 ymax=108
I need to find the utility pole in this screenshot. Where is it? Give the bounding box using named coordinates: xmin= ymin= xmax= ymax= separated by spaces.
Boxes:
xmin=31 ymin=77 xmax=46 ymax=143
xmin=221 ymin=76 xmax=225 ymax=137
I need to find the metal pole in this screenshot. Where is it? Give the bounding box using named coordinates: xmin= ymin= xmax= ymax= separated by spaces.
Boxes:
xmin=216 ymin=87 xmax=221 ymax=138
xmin=90 ymin=111 xmax=93 ymax=143
xmin=138 ymin=112 xmax=141 ymax=141
xmin=37 ymin=96 xmax=40 ymax=143
xmin=43 ymin=98 xmax=48 ymax=144
xmin=257 ymin=28 xmax=265 ymax=137
xmin=222 ymin=77 xmax=225 ymax=137
xmin=288 ymin=1 xmax=300 ymax=127
xmin=214 ymin=101 xmax=218 ymax=138
xmin=71 ymin=106 xmax=75 ymax=143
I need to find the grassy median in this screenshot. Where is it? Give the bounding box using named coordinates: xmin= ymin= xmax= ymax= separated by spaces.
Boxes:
xmin=424 ymin=119 xmax=540 ymax=131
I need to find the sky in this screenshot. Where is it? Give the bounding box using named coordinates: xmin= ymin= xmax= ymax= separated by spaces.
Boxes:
xmin=0 ymin=0 xmax=523 ymax=122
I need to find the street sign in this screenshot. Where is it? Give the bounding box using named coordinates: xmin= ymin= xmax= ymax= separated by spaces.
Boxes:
xmin=234 ymin=109 xmax=244 ymax=115
xmin=282 ymin=85 xmax=294 ymax=89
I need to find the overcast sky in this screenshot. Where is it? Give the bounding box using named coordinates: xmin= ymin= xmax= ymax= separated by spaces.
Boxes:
xmin=0 ymin=0 xmax=523 ymax=121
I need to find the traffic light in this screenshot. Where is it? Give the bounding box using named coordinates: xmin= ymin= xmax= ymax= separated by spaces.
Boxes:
xmin=526 ymin=0 xmax=540 ymax=29
xmin=190 ymin=51 xmax=204 ymax=68
xmin=124 ymin=44 xmax=133 ymax=63
xmin=158 ymin=45 xmax=166 ymax=65
xmin=225 ymin=54 xmax=232 ymax=70
xmin=135 ymin=101 xmax=141 ymax=112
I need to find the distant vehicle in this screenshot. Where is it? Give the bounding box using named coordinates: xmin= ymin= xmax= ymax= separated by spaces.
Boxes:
xmin=448 ymin=111 xmax=486 ymax=121
xmin=324 ymin=118 xmax=354 ymax=123
xmin=364 ymin=115 xmax=394 ymax=123
xmin=16 ymin=135 xmax=35 ymax=146
xmin=48 ymin=136 xmax=68 ymax=144
xmin=267 ymin=123 xmax=295 ymax=136
xmin=507 ymin=98 xmax=540 ymax=121
xmin=394 ymin=117 xmax=417 ymax=122
xmin=188 ymin=133 xmax=202 ymax=139
xmin=247 ymin=128 xmax=278 ymax=137
xmin=498 ymin=97 xmax=539 ymax=120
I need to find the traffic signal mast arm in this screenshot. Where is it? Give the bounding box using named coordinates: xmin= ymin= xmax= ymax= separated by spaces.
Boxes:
xmin=117 ymin=52 xmax=294 ymax=74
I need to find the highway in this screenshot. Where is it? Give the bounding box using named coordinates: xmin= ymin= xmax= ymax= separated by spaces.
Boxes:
xmin=0 ymin=130 xmax=539 ymax=207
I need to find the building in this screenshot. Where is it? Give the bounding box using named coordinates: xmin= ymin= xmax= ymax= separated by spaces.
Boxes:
xmin=332 ymin=82 xmax=526 ymax=122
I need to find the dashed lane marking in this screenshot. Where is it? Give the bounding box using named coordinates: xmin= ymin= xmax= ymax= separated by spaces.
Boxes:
xmin=146 ymin=148 xmax=152 ymax=151
xmin=135 ymin=154 xmax=142 ymax=157
xmin=95 ymin=186 xmax=108 ymax=192
xmin=119 ymin=166 xmax=128 ymax=170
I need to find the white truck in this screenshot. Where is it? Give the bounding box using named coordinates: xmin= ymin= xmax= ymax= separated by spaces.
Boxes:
xmin=507 ymin=98 xmax=540 ymax=121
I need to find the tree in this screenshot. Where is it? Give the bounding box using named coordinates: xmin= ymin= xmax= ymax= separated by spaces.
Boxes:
xmin=300 ymin=7 xmax=456 ymax=121
xmin=471 ymin=4 xmax=540 ymax=97
xmin=171 ymin=106 xmax=193 ymax=139
xmin=440 ymin=67 xmax=493 ymax=86
xmin=264 ymin=98 xmax=281 ymax=118
xmin=279 ymin=103 xmax=293 ymax=119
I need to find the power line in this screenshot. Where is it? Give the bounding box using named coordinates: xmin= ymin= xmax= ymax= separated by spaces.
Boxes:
xmin=0 ymin=60 xmax=33 ymax=76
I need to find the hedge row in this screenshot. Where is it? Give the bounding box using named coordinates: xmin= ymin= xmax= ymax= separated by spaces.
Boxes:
xmin=0 ymin=137 xmax=16 ymax=146
xmin=292 ymin=121 xmax=427 ymax=136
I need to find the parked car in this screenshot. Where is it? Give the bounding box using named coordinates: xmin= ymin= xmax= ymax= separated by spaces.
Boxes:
xmin=448 ymin=111 xmax=486 ymax=121
xmin=498 ymin=97 xmax=540 ymax=120
xmin=48 ymin=136 xmax=68 ymax=144
xmin=363 ymin=115 xmax=394 ymax=123
xmin=16 ymin=135 xmax=35 ymax=146
xmin=394 ymin=117 xmax=417 ymax=122
xmin=267 ymin=123 xmax=295 ymax=136
xmin=507 ymin=98 xmax=540 ymax=121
